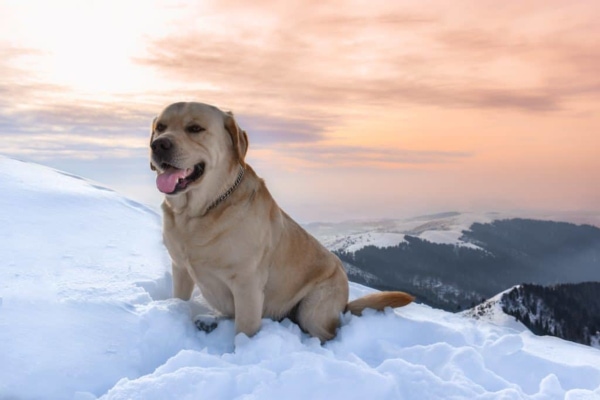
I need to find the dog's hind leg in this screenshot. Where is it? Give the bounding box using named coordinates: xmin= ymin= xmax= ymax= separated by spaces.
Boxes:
xmin=296 ymin=267 xmax=349 ymax=342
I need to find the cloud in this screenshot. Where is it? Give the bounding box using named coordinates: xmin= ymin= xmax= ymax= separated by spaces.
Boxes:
xmin=0 ymin=46 xmax=150 ymax=160
xmin=265 ymin=143 xmax=473 ymax=169
xmin=235 ymin=114 xmax=326 ymax=145
xmin=0 ymin=41 xmax=328 ymax=160
xmin=0 ymin=99 xmax=151 ymax=156
xmin=143 ymin=33 xmax=561 ymax=115
xmin=0 ymin=91 xmax=329 ymax=162
xmin=137 ymin=0 xmax=600 ymax=120
xmin=0 ymin=85 xmax=152 ymax=160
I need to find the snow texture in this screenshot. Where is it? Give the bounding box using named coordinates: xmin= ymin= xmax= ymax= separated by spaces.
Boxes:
xmin=1 ymin=157 xmax=600 ymax=400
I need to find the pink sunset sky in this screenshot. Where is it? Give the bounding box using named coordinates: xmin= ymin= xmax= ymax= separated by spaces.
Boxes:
xmin=1 ymin=0 xmax=598 ymax=222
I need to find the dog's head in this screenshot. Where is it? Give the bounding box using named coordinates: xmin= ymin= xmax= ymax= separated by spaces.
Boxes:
xmin=150 ymin=102 xmax=248 ymax=196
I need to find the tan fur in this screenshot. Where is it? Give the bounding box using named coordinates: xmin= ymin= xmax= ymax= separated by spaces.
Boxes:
xmin=346 ymin=292 xmax=415 ymax=316
xmin=150 ymin=102 xmax=414 ymax=342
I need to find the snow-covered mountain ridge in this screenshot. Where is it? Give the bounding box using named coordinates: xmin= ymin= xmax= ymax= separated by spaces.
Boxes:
xmin=1 ymin=157 xmax=599 ymax=400
xmin=306 ymin=212 xmax=600 ymax=253
xmin=305 ymin=211 xmax=490 ymax=253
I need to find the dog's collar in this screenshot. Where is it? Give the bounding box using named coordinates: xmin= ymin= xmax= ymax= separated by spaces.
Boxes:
xmin=206 ymin=164 xmax=245 ymax=213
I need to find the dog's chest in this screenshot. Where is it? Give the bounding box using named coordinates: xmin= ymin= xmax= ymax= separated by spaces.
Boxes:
xmin=163 ymin=214 xmax=236 ymax=269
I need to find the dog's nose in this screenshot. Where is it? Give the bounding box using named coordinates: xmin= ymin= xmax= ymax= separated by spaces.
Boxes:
xmin=151 ymin=137 xmax=172 ymax=152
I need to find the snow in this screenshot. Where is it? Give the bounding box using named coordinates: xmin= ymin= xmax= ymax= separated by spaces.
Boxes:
xmin=325 ymin=232 xmax=407 ymax=253
xmin=419 ymin=229 xmax=483 ymax=250
xmin=462 ymin=288 xmax=529 ymax=332
xmin=593 ymin=334 xmax=600 ymax=350
xmin=1 ymin=156 xmax=600 ymax=400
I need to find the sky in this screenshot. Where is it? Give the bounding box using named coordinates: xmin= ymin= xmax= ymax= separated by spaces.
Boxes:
xmin=1 ymin=0 xmax=599 ymax=223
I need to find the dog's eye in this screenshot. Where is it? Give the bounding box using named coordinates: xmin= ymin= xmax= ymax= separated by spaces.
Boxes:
xmin=155 ymin=122 xmax=167 ymax=133
xmin=186 ymin=124 xmax=205 ymax=134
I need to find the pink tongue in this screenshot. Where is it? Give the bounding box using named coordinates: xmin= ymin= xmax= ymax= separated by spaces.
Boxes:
xmin=156 ymin=167 xmax=191 ymax=194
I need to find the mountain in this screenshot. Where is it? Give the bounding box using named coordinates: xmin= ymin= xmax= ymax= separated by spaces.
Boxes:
xmin=1 ymin=156 xmax=600 ymax=399
xmin=306 ymin=211 xmax=486 ymax=253
xmin=461 ymin=287 xmax=529 ymax=332
xmin=465 ymin=283 xmax=600 ymax=348
xmin=307 ymin=215 xmax=600 ymax=311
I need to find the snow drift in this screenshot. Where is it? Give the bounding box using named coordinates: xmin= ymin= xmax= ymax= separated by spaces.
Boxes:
xmin=1 ymin=156 xmax=599 ymax=400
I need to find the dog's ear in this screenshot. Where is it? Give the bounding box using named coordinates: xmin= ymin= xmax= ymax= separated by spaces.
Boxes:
xmin=224 ymin=111 xmax=249 ymax=167
xmin=149 ymin=117 xmax=157 ymax=171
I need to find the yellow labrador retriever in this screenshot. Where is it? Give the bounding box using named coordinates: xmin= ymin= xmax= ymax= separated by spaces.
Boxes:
xmin=150 ymin=102 xmax=413 ymax=342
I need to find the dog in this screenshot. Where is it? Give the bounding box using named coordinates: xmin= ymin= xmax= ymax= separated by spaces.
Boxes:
xmin=149 ymin=102 xmax=414 ymax=342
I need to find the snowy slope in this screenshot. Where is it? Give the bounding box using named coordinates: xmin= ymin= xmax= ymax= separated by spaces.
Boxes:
xmin=462 ymin=287 xmax=529 ymax=332
xmin=307 ymin=212 xmax=492 ymax=253
xmin=1 ymin=157 xmax=600 ymax=400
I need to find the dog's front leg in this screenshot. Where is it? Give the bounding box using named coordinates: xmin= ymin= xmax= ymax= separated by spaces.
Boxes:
xmin=232 ymin=283 xmax=264 ymax=337
xmin=172 ymin=262 xmax=194 ymax=300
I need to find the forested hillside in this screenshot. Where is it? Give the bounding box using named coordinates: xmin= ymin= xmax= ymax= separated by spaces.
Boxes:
xmin=336 ymin=219 xmax=600 ymax=311
xmin=501 ymin=283 xmax=600 ymax=347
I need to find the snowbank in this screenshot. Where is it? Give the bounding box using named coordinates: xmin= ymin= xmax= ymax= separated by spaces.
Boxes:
xmin=1 ymin=157 xmax=599 ymax=400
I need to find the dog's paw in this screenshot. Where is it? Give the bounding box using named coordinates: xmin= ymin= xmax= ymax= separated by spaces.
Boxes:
xmin=194 ymin=314 xmax=220 ymax=334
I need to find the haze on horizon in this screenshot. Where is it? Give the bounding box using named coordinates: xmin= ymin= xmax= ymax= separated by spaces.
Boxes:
xmin=1 ymin=0 xmax=598 ymax=223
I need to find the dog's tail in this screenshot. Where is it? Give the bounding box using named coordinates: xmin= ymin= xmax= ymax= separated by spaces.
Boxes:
xmin=345 ymin=291 xmax=415 ymax=316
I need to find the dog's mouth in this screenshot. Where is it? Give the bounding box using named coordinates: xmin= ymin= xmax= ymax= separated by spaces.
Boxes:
xmin=156 ymin=162 xmax=205 ymax=195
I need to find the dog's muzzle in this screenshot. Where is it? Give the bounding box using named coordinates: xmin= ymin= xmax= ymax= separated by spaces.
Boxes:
xmin=151 ymin=137 xmax=205 ymax=195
